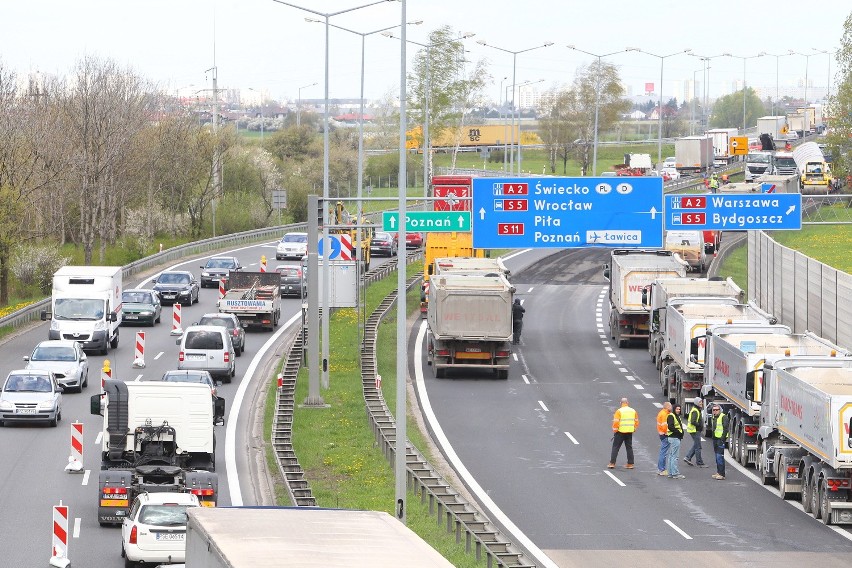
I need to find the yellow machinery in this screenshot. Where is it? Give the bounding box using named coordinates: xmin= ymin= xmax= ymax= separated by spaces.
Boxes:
xmin=330 ymin=201 xmax=372 ymax=272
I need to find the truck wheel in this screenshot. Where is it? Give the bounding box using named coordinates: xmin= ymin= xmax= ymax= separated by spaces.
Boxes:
xmin=434 ymin=367 xmax=445 ymax=379
xmin=495 ymin=370 xmax=508 ymax=380
xmin=801 ymin=472 xmax=813 ymax=513
xmin=737 ymin=426 xmax=748 ymax=466
xmin=778 ymin=455 xmax=791 ymax=499
xmin=819 ymin=479 xmax=833 ymax=525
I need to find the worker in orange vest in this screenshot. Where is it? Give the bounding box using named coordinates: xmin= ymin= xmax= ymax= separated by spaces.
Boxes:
xmin=608 ymin=398 xmax=639 ymax=469
xmin=656 ymin=401 xmax=672 ymax=475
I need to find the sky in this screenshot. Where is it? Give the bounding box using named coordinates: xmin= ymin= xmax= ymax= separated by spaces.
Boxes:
xmin=3 ymin=0 xmax=849 ymax=107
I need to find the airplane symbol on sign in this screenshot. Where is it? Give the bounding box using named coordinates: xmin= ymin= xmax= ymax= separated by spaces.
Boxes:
xmin=589 ymin=231 xmax=601 ymax=242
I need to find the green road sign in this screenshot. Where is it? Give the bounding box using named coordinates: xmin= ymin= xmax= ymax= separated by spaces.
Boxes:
xmin=382 ymin=211 xmax=471 ymax=232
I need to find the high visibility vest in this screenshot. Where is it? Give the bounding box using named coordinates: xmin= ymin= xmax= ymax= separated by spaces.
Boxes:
xmin=686 ymin=407 xmax=701 ymax=434
xmin=667 ymin=415 xmax=683 ymax=436
xmin=617 ymin=407 xmax=637 ymax=433
xmin=713 ymin=412 xmax=726 ymax=439
xmin=656 ymin=409 xmax=670 ymax=435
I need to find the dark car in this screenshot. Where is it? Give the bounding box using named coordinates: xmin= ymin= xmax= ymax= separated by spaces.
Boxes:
xmin=120 ymin=289 xmax=162 ymax=326
xmin=200 ymin=256 xmax=242 ymax=288
xmin=196 ymin=313 xmax=246 ymax=357
xmin=152 ymin=271 xmax=199 ymax=306
xmin=370 ymin=231 xmax=398 ymax=257
xmin=275 ymin=265 xmax=306 ymax=298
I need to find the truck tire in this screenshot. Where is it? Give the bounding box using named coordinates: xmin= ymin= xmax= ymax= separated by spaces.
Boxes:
xmin=758 ymin=441 xmax=774 ymax=486
xmin=778 ymin=455 xmax=791 ymax=499
xmin=110 ymin=330 xmax=119 ymax=350
xmin=801 ymin=472 xmax=814 ymax=513
xmin=495 ymin=369 xmax=508 ymax=380
xmin=818 ymin=479 xmax=833 ymax=525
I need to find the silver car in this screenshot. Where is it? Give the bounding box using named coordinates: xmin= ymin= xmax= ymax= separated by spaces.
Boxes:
xmin=0 ymin=370 xmax=64 ymax=427
xmin=24 ymin=340 xmax=89 ymax=393
xmin=177 ymin=325 xmax=236 ymax=383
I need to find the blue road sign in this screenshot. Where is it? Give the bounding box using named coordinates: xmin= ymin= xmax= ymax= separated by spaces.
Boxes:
xmin=317 ymin=235 xmax=342 ymax=259
xmin=471 ymin=177 xmax=664 ymax=249
xmin=665 ymin=193 xmax=802 ymax=230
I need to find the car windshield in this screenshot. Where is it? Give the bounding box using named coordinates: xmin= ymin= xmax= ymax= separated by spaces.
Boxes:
xmin=31 ymin=345 xmax=76 ymax=362
xmin=198 ymin=316 xmax=236 ymax=330
xmin=206 ymin=259 xmax=235 ymax=269
xmin=282 ymin=234 xmax=307 ymax=243
xmin=747 ymin=153 xmax=771 ymax=164
xmin=163 ymin=373 xmax=210 ymax=385
xmin=776 ymin=157 xmax=796 ymax=168
xmin=4 ymin=375 xmax=52 ymax=392
xmin=138 ymin=504 xmax=195 ymax=526
xmin=123 ymin=291 xmax=153 ymax=304
xmin=185 ymin=331 xmax=224 ymax=350
xmin=375 ymin=232 xmax=392 ymax=241
xmin=278 ymin=268 xmax=299 ymax=277
xmin=53 ymin=298 xmax=105 ymax=321
xmin=159 ymin=273 xmax=190 ymax=285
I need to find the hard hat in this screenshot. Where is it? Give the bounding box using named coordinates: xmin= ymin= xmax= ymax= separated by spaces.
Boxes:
xmin=693 ymin=397 xmax=702 ymax=406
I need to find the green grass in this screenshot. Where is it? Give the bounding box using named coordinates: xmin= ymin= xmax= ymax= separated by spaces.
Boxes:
xmin=770 ymin=224 xmax=852 ymax=273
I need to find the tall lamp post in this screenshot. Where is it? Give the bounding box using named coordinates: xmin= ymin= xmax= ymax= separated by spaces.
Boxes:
xmin=566 ymin=45 xmax=636 ymax=176
xmin=691 ymin=66 xmax=707 ymax=135
xmin=516 ymin=79 xmax=544 ymax=174
xmin=630 ymin=48 xmax=691 ymax=165
xmin=690 ymin=53 xmax=726 ymax=132
xmin=296 ymin=82 xmax=317 ymax=127
xmin=383 ymin=32 xmax=475 ymax=198
xmin=811 ymin=48 xmax=834 ymax=101
xmin=791 ymin=50 xmax=820 ymax=105
xmin=723 ymin=52 xmax=763 ymax=130
xmin=273 ymin=0 xmax=396 ymax=393
xmin=759 ymin=51 xmax=795 ymax=116
xmin=477 ymin=39 xmax=554 ymax=175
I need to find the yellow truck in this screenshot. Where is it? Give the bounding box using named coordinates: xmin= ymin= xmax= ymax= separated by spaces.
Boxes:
xmin=420 ymin=232 xmax=485 ymax=316
xmin=406 ymin=124 xmax=525 ymax=150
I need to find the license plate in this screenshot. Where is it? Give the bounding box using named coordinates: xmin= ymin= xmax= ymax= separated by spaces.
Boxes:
xmin=124 ymin=315 xmax=138 ymax=320
xmin=155 ymin=533 xmax=185 ymax=541
xmin=464 ymin=347 xmax=482 ymax=353
xmin=187 ymin=354 xmax=206 ymax=361
xmin=16 ymin=408 xmax=37 ymax=414
xmin=200 ymin=500 xmax=216 ymax=508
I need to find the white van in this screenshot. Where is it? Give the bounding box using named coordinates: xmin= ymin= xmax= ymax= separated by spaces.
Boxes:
xmin=664 ymin=230 xmax=707 ymax=273
xmin=177 ymin=325 xmax=236 ymax=383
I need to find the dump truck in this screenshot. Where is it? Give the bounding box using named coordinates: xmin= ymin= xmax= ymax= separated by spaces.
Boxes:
xmin=663 ymin=230 xmax=706 ymax=273
xmin=420 ymin=231 xmax=484 ymax=316
xmin=642 ymin=276 xmax=744 ymax=370
xmin=706 ymin=128 xmax=739 ymax=165
xmin=430 ymin=256 xmax=509 ymax=280
xmin=426 ymin=274 xmax=514 ymax=379
xmin=793 ymin=141 xmax=835 ymax=194
xmin=755 ymin=360 xmax=852 ymax=524
xmin=702 ymin=325 xmax=849 ymax=469
xmin=658 ymin=298 xmax=774 ymax=409
xmin=90 ymin=380 xmax=223 ymax=525
xmin=604 ymin=249 xmax=688 ymax=348
xmin=217 ymin=271 xmax=280 ymax=331
xmin=674 ymin=136 xmax=713 ymax=173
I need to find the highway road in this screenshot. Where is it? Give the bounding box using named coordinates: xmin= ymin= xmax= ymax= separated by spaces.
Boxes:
xmin=413 ymin=247 xmax=852 ymax=566
xmin=0 ymin=239 xmax=393 ymax=567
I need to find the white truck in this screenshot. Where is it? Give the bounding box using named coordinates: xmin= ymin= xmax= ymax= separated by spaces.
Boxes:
xmin=426 ymin=274 xmax=514 ymax=379
xmin=604 ymin=249 xmax=688 ymax=348
xmin=430 ymin=256 xmax=510 ymax=280
xmin=184 ymin=507 xmax=456 ymax=568
xmin=41 ymin=265 xmax=122 ymax=355
xmin=706 ymin=128 xmax=739 ymax=166
xmin=786 ymin=113 xmax=806 ymax=138
xmin=744 ymin=150 xmax=775 ymax=182
xmin=756 ymin=360 xmax=852 ymax=525
xmin=643 ymin=277 xmax=744 ymax=370
xmin=674 ymin=136 xmax=714 ymax=173
xmin=757 ymin=115 xmax=789 ymax=142
xmin=663 ymin=230 xmax=706 ymax=273
xmin=658 ymin=299 xmax=773 ymax=409
xmin=702 ymin=325 xmax=849 ymax=469
xmin=796 ymin=106 xmax=817 ymax=133
xmin=217 ymin=271 xmax=280 ymax=331
xmin=90 ymin=380 xmax=223 ymax=525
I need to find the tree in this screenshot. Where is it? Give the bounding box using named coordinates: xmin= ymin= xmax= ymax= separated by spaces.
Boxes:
xmin=708 ymin=87 xmax=764 ymax=129
xmin=538 ymin=88 xmax=575 ymax=174
xmin=826 ymin=11 xmax=852 ymax=178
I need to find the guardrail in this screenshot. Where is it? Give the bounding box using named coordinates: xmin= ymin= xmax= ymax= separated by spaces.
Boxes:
xmin=0 ymin=223 xmax=307 ymax=332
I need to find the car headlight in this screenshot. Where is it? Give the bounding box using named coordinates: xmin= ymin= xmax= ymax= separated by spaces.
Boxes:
xmin=202 ymin=272 xmax=210 ymax=277
xmin=50 ymin=320 xmax=60 ymax=331
xmin=139 ymin=310 xmax=152 ymax=316
xmin=38 ymin=401 xmax=56 ymax=411
xmin=65 ymin=367 xmax=78 ymax=377
xmin=94 ymin=320 xmax=106 ymax=331
xmin=179 ymin=289 xmax=191 ymax=296
xmin=0 ymin=401 xmax=13 ymax=411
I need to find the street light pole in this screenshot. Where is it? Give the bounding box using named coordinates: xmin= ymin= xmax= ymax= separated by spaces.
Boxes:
xmin=273 ymin=0 xmax=396 ymax=390
xmin=296 ymin=82 xmax=317 ymax=127
xmin=477 ymin=40 xmax=554 ymax=174
xmin=791 ymin=50 xmax=820 ymax=105
xmin=567 ymin=45 xmax=635 ymax=175
xmin=723 ymin=52 xmax=762 ymax=129
xmin=517 ymin=79 xmax=543 ymax=174
xmin=631 ymin=48 xmax=690 ymax=165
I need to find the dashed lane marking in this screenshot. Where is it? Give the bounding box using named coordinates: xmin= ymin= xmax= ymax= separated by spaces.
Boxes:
xmin=538 ymin=401 xmax=549 ymax=412
xmin=564 ymin=432 xmax=579 ymax=445
xmin=664 ymin=519 xmax=692 ymax=540
xmin=604 ymin=470 xmax=626 ymax=487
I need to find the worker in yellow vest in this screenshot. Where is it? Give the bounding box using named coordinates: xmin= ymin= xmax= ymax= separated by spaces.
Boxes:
xmin=608 ymin=398 xmax=638 ymax=469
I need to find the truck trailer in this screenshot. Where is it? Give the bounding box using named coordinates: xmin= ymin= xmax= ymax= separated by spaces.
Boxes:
xmin=703 ymin=326 xmax=849 ymax=469
xmin=90 ymin=380 xmax=223 ymax=525
xmin=674 ymin=136 xmax=714 ymax=173
xmin=41 ymin=265 xmax=122 ymax=355
xmin=604 ymin=249 xmax=688 ymax=348
xmin=420 ymin=231 xmax=484 ymax=316
xmin=426 ymin=274 xmax=514 ymax=379
xmin=757 ymin=116 xmax=789 ymax=142
xmin=706 ymin=128 xmax=739 ymax=165
xmin=756 ymin=361 xmax=852 ymax=525
xmin=643 ymin=276 xmax=744 ymax=370
xmin=217 ymin=271 xmax=280 ymax=331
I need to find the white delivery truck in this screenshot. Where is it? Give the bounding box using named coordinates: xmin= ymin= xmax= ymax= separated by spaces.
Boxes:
xmin=706 ymin=128 xmax=739 ymax=165
xmin=757 ymin=115 xmax=789 ymax=142
xmin=674 ymin=136 xmax=714 ymax=173
xmin=41 ymin=266 xmax=122 ymax=355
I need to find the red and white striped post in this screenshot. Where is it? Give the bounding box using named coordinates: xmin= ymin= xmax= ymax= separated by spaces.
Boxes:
xmin=260 ymin=255 xmax=267 ymax=273
xmin=132 ymin=331 xmax=146 ymax=368
xmin=219 ymin=278 xmax=226 ymax=299
xmin=65 ymin=422 xmax=84 ymax=473
xmin=375 ymin=374 xmax=382 ymax=390
xmin=49 ymin=501 xmax=70 ymax=567
xmin=101 ymin=360 xmax=112 ymax=393
xmin=277 ymin=373 xmax=283 ymax=390
xmin=170 ymin=302 xmax=183 ymax=336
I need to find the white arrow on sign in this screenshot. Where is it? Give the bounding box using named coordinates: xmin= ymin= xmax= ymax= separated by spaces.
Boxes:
xmin=636 ymin=206 xmax=658 ymax=219
xmin=457 ymin=215 xmax=466 ymax=227
xmin=388 ymin=215 xmax=397 ymax=229
xmin=479 ymin=207 xmax=486 ymax=220
xmin=785 ymin=205 xmax=796 ymax=215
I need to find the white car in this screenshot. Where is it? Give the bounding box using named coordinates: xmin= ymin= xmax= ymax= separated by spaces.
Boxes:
xmin=276 ymin=232 xmax=308 ymax=260
xmin=23 ymin=340 xmax=89 ymax=393
xmin=0 ymin=370 xmax=64 ymax=427
xmin=121 ymin=492 xmax=200 ymax=567
xmin=661 ymin=167 xmax=681 ymax=181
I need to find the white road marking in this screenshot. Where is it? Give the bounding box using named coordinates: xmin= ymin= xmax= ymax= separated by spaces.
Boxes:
xmin=538 ymin=401 xmax=549 ymax=412
xmin=512 ymin=353 xmax=518 ymax=361
xmin=526 ymin=286 xmax=534 ymax=293
xmin=134 ymin=374 xmax=143 ymax=381
xmin=643 ymin=393 xmax=654 ymax=399
xmin=619 ymin=368 xmax=628 ymax=373
xmin=653 ymin=402 xmax=663 ymax=408
xmin=73 ymin=518 xmax=81 ymax=539
xmin=413 ymin=321 xmax=559 ymax=568
xmin=625 ymin=375 xmax=634 ymax=380
xmin=521 ymin=374 xmax=530 ymax=384
xmin=604 ymin=470 xmax=626 ymax=487
xmin=608 ymin=354 xmax=616 ymax=358
xmin=94 ymin=432 xmax=103 ymax=445
xmin=601 ymin=340 xmax=609 ymax=345
xmin=154 ymin=351 xmax=164 ymax=360
xmin=612 ymin=360 xmax=622 ymax=365
xmin=599 ymin=334 xmax=606 ymax=339
xmin=564 ymin=432 xmax=579 ymax=445
xmin=604 ymin=347 xmax=612 ymax=352
xmin=664 ymin=519 xmax=692 ymax=539
xmin=634 ymin=384 xmax=644 ymax=390
xmin=81 ymin=470 xmax=90 ymax=486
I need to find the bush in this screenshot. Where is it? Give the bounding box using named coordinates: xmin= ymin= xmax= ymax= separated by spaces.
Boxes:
xmin=12 ymin=244 xmax=70 ymax=295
